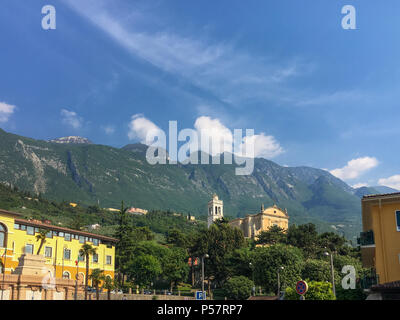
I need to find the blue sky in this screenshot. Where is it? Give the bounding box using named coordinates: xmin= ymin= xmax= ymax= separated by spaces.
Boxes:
xmin=1 ymin=0 xmax=400 ymax=189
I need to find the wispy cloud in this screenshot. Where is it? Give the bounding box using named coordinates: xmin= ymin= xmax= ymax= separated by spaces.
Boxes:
xmin=295 ymin=90 xmax=366 ymax=107
xmin=61 ymin=109 xmax=83 ymax=129
xmin=330 ymin=157 xmax=379 ymax=181
xmin=103 ymin=125 xmax=115 ymax=135
xmin=0 ymin=102 xmax=16 ymax=123
xmin=64 ymin=0 xmax=307 ymax=106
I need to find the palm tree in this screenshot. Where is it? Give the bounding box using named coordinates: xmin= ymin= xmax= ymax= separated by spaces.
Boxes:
xmin=89 ymin=268 xmax=104 ymax=300
xmin=102 ymin=276 xmax=115 ymax=300
xmin=35 ymin=229 xmax=48 ymax=255
xmin=79 ymin=243 xmax=97 ymax=300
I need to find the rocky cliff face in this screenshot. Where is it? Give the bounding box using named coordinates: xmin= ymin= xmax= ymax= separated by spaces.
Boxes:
xmin=49 ymin=136 xmax=93 ymax=144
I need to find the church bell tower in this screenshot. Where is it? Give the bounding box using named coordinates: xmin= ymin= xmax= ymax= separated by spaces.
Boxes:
xmin=208 ymin=194 xmax=224 ymax=228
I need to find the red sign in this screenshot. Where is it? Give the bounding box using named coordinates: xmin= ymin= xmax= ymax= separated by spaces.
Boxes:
xmin=296 ymin=280 xmax=308 ymax=295
xmin=75 ymin=260 xmax=78 ymax=266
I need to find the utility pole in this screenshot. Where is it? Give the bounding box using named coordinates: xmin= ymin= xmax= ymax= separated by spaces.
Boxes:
xmin=201 ymin=254 xmax=209 ymax=300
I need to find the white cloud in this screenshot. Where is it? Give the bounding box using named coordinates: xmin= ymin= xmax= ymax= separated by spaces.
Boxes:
xmin=194 ymin=116 xmax=234 ymax=155
xmin=128 ymin=114 xmax=283 ymax=159
xmin=352 ymin=183 xmax=368 ymax=189
xmin=330 ymin=157 xmax=379 ymax=180
xmin=103 ymin=125 xmax=115 ymax=135
xmin=61 ymin=109 xmax=83 ymax=129
xmin=378 ymin=175 xmax=400 ymax=190
xmin=128 ymin=114 xmax=163 ymax=144
xmin=0 ymin=102 xmax=16 ymax=123
xmin=193 ymin=116 xmax=283 ymax=158
xmin=241 ymin=133 xmax=283 ymax=159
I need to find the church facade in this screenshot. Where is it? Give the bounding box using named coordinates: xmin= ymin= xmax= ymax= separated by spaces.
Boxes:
xmin=207 ymin=194 xmax=289 ymax=239
xmin=229 ymin=204 xmax=289 ymax=239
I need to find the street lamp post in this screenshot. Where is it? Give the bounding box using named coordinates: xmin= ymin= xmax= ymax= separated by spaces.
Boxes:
xmin=201 ymin=254 xmax=209 ymax=300
xmin=277 ymin=266 xmax=284 ymax=297
xmin=249 ymin=262 xmax=255 ymax=296
xmin=324 ymin=251 xmax=336 ymax=298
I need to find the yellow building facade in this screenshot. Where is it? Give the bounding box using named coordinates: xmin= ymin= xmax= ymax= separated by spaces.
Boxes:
xmin=0 ymin=209 xmax=117 ymax=283
xmin=229 ymin=204 xmax=289 ymax=239
xmin=361 ymin=193 xmax=400 ymax=284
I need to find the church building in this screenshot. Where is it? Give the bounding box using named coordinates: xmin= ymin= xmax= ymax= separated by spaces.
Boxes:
xmin=206 ymin=194 xmax=289 ymax=239
xmin=229 ymin=204 xmax=289 ymax=239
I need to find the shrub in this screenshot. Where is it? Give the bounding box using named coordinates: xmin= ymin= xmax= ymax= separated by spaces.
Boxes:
xmin=223 ymin=276 xmax=254 ymax=300
xmin=284 ymin=281 xmax=335 ymax=300
xmin=336 ymin=286 xmax=367 ymax=300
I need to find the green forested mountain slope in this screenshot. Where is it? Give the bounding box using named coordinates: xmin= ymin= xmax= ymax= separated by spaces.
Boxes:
xmin=0 ymin=128 xmax=368 ymax=239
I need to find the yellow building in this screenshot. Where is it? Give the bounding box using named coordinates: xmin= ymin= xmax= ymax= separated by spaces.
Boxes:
xmin=0 ymin=209 xmax=117 ymax=283
xmin=229 ymin=204 xmax=289 ymax=239
xmin=361 ymin=193 xmax=400 ymax=284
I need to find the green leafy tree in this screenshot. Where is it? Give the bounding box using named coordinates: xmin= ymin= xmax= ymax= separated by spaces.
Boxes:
xmin=114 ymin=201 xmax=136 ymax=286
xmin=131 ymin=226 xmax=154 ymax=242
xmin=223 ymin=276 xmax=254 ymax=300
xmin=226 ymin=248 xmax=253 ymax=279
xmin=301 ymin=259 xmax=337 ymax=283
xmin=127 ymin=254 xmax=162 ymax=287
xmin=200 ymin=220 xmax=246 ymax=286
xmin=166 ymin=228 xmax=189 ymax=248
xmin=256 ymin=225 xmax=286 ymax=245
xmin=163 ymin=247 xmax=189 ymax=291
xmin=287 ymin=223 xmax=319 ymax=258
xmin=318 ymin=232 xmax=347 ymax=253
xmin=68 ymin=214 xmax=87 ymax=231
xmin=284 ymin=281 xmax=335 ymax=300
xmin=253 ymin=244 xmax=304 ymax=294
xmin=79 ymin=243 xmax=97 ymax=300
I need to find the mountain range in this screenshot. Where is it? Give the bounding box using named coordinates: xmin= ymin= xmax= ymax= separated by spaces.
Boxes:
xmin=0 ymin=128 xmax=397 ymax=240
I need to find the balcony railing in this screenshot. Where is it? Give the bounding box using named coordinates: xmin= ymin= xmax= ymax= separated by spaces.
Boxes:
xmin=358 ymin=230 xmax=375 ymax=246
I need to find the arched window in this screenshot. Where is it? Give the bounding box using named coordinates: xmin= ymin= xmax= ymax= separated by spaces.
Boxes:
xmin=0 ymin=223 xmax=7 ymax=248
xmin=62 ymin=271 xmax=70 ymax=279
